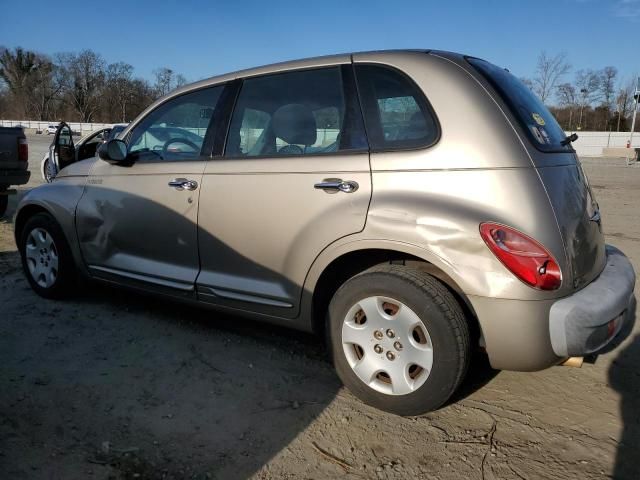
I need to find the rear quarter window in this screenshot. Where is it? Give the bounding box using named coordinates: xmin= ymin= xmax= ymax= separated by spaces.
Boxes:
xmin=355 ymin=64 xmax=439 ymax=151
xmin=467 ymin=57 xmax=572 ymax=153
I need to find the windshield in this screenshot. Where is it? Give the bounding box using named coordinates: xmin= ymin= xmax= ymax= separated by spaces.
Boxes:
xmin=467 ymin=57 xmax=572 ymax=153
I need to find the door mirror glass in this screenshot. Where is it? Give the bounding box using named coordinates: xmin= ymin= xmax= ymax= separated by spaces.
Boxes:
xmin=99 ymin=139 xmax=128 ymax=164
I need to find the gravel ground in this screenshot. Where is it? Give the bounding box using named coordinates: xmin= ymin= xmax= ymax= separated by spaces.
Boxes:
xmin=0 ymin=134 xmax=639 ymax=479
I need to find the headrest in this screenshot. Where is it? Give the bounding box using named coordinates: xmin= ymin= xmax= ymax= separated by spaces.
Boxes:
xmin=272 ymin=104 xmax=317 ymax=146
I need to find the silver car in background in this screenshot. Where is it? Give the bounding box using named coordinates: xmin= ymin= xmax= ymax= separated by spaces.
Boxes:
xmin=14 ymin=50 xmax=636 ymax=415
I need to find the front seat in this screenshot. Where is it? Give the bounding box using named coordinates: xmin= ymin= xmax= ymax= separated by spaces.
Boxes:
xmin=271 ymin=103 xmax=317 ymax=154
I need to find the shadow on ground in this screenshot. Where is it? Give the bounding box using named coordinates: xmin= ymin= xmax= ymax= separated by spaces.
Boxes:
xmin=610 ymin=332 xmax=640 ymax=480
xmin=0 ymin=254 xmax=340 ymax=479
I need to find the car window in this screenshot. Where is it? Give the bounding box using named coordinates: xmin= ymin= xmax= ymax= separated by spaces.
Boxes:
xmin=467 ymin=57 xmax=572 ymax=153
xmin=128 ymin=86 xmax=223 ymax=162
xmin=355 ymin=64 xmax=438 ymax=150
xmin=225 ymin=66 xmax=367 ymax=157
xmin=85 ymin=130 xmax=105 ymax=145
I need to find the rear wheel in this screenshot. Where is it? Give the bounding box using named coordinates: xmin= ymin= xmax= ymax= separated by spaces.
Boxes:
xmin=19 ymin=212 xmax=76 ymax=299
xmin=328 ymin=265 xmax=470 ymax=416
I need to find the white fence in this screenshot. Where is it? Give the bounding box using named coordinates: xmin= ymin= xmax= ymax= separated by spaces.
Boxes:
xmin=569 ymin=131 xmax=640 ymax=157
xmin=0 ymin=120 xmax=115 ymax=133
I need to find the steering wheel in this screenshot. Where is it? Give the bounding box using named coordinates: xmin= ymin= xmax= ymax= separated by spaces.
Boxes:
xmin=162 ymin=138 xmax=201 ymax=158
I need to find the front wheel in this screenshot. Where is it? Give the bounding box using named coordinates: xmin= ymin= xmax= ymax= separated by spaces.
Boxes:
xmin=328 ymin=265 xmax=470 ymax=416
xmin=19 ymin=212 xmax=76 ymax=299
xmin=43 ymin=159 xmax=56 ymax=183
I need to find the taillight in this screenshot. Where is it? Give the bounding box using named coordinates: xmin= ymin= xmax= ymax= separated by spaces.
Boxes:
xmin=18 ymin=138 xmax=28 ymax=162
xmin=480 ymin=222 xmax=561 ymax=290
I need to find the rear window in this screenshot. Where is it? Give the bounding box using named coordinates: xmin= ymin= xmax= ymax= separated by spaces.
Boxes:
xmin=467 ymin=57 xmax=572 ymax=153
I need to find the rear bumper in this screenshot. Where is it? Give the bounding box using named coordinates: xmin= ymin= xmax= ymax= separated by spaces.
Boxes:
xmin=469 ymin=245 xmax=636 ymax=371
xmin=549 ymin=245 xmax=636 ymax=357
xmin=0 ymin=169 xmax=30 ymax=187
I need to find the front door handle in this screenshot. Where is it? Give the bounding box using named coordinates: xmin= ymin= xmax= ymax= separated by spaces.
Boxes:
xmin=168 ymin=178 xmax=198 ymax=191
xmin=314 ymin=178 xmax=359 ymax=194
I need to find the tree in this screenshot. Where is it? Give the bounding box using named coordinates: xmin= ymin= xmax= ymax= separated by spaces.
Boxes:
xmin=556 ymin=83 xmax=578 ymax=129
xmin=575 ymin=69 xmax=602 ymax=129
xmin=0 ymin=46 xmax=41 ymax=118
xmin=615 ymin=77 xmax=639 ymax=131
xmin=599 ymin=66 xmax=618 ymax=129
xmin=58 ymin=50 xmax=106 ymax=122
xmin=532 ymin=51 xmax=571 ymax=104
xmin=105 ymin=62 xmax=134 ymax=122
xmin=26 ymin=55 xmax=64 ymax=121
xmin=153 ymin=67 xmax=187 ymax=97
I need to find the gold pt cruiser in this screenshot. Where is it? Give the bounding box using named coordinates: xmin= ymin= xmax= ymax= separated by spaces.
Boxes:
xmin=15 ymin=50 xmax=636 ymax=415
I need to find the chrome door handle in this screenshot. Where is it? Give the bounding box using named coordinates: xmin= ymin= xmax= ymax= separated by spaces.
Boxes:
xmin=168 ymin=178 xmax=198 ymax=191
xmin=314 ymin=179 xmax=359 ymax=193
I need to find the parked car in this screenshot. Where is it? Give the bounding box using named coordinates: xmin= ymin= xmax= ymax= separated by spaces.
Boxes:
xmin=0 ymin=126 xmax=30 ymax=216
xmin=47 ymin=124 xmax=59 ymax=135
xmin=41 ymin=124 xmax=127 ymax=182
xmin=14 ymin=50 xmax=636 ymax=415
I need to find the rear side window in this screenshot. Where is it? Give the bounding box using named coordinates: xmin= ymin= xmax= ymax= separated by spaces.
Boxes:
xmin=225 ymin=66 xmax=367 ymax=157
xmin=355 ymin=65 xmax=438 ymax=151
xmin=467 ymin=57 xmax=572 ymax=153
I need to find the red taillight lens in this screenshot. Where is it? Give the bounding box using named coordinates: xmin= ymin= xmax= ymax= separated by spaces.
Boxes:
xmin=18 ymin=138 xmax=28 ymax=162
xmin=480 ymin=223 xmax=561 ymax=290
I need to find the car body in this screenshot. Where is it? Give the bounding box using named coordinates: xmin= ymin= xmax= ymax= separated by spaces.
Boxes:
xmin=14 ymin=50 xmax=636 ymax=415
xmin=0 ymin=126 xmax=30 ymax=216
xmin=46 ymin=124 xmax=59 ymax=135
xmin=41 ymin=124 xmax=128 ymax=182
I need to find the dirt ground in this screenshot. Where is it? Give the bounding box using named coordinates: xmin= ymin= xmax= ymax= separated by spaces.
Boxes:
xmin=1 ymin=135 xmax=639 ymax=480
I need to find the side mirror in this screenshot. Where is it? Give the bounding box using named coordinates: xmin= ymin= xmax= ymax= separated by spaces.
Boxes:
xmin=99 ymin=139 xmax=128 ymax=164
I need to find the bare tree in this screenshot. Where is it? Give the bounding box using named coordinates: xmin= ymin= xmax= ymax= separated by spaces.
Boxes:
xmin=556 ymin=83 xmax=578 ymax=129
xmin=0 ymin=46 xmax=41 ymax=118
xmin=153 ymin=67 xmax=187 ymax=97
xmin=532 ymin=51 xmax=571 ymax=104
xmin=106 ymin=62 xmax=134 ymax=122
xmin=58 ymin=50 xmax=106 ymax=122
xmin=599 ymin=66 xmax=618 ymax=128
xmin=26 ymin=55 xmax=64 ymax=120
xmin=575 ymin=69 xmax=602 ymax=129
xmin=615 ymin=77 xmax=638 ymax=131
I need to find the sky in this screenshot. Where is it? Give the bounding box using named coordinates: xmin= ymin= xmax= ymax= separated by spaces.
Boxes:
xmin=1 ymin=0 xmax=639 ymax=86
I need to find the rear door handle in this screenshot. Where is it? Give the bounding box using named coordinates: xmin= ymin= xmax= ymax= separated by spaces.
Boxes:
xmin=314 ymin=179 xmax=359 ymax=193
xmin=168 ymin=178 xmax=198 ymax=191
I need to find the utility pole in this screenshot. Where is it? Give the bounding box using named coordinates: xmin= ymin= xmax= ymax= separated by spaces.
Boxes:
xmin=630 ymin=77 xmax=639 ymax=148
xmin=578 ymin=88 xmax=588 ymax=130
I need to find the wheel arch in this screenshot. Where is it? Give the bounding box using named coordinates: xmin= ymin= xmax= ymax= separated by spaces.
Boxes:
xmin=14 ymin=196 xmax=87 ymax=278
xmin=303 ymin=241 xmax=481 ymax=346
xmin=14 ymin=203 xmax=53 ymax=246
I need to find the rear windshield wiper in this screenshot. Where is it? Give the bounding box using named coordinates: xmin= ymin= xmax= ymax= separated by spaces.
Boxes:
xmin=561 ymin=133 xmax=578 ymax=146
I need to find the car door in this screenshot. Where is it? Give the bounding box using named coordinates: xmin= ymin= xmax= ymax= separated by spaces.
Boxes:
xmin=49 ymin=122 xmax=75 ymax=175
xmin=76 ymin=85 xmax=225 ymax=293
xmin=196 ymin=63 xmax=371 ymax=318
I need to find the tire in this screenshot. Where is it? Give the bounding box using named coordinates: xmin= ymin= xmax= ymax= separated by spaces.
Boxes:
xmin=19 ymin=212 xmax=76 ymax=299
xmin=44 ymin=159 xmax=54 ymax=183
xmin=327 ymin=265 xmax=470 ymax=416
xmin=0 ymin=192 xmax=7 ymax=218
